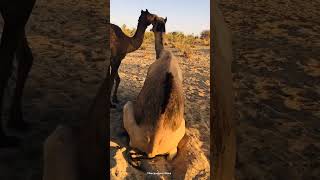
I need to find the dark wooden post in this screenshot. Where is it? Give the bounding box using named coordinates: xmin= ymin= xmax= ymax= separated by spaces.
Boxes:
xmin=211 ymin=0 xmax=236 ymax=179
xmin=77 ymin=1 xmax=110 ymax=179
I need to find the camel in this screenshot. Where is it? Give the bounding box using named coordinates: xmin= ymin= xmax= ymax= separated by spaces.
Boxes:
xmin=151 ymin=17 xmax=167 ymax=59
xmin=123 ymin=17 xmax=186 ymax=160
xmin=0 ymin=0 xmax=36 ymax=147
xmin=110 ymin=9 xmax=157 ymax=105
xmin=43 ymin=70 xmax=109 ymax=180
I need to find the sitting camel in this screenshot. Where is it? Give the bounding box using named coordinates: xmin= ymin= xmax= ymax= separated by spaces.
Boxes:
xmin=43 ymin=71 xmax=109 ymax=180
xmin=123 ymin=17 xmax=185 ymax=160
xmin=110 ymin=9 xmax=157 ymax=105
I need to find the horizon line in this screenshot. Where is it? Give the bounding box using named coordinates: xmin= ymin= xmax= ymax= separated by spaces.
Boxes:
xmin=110 ymin=22 xmax=210 ymax=36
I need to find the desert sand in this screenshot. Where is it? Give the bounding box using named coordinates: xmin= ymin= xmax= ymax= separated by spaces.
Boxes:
xmin=218 ymin=0 xmax=320 ymax=179
xmin=0 ymin=0 xmax=106 ymax=179
xmin=2 ymin=0 xmax=317 ymax=179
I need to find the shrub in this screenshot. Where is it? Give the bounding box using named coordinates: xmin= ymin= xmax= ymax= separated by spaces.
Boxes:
xmin=200 ymin=30 xmax=210 ymax=40
xmin=120 ymin=24 xmax=209 ymax=57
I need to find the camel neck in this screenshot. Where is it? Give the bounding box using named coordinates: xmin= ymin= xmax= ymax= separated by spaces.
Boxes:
xmin=127 ymin=22 xmax=148 ymax=53
xmin=154 ymin=32 xmax=164 ymax=59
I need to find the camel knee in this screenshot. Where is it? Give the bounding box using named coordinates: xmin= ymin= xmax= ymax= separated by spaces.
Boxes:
xmin=123 ymin=101 xmax=141 ymax=142
xmin=43 ymin=126 xmax=77 ymax=180
xmin=123 ymin=101 xmax=135 ymax=128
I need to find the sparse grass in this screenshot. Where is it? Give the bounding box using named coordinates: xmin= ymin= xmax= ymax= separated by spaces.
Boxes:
xmin=121 ymin=25 xmax=210 ymax=57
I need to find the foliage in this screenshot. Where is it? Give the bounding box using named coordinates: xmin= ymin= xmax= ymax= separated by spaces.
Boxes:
xmin=200 ymin=30 xmax=210 ymax=40
xmin=120 ymin=24 xmax=210 ymax=57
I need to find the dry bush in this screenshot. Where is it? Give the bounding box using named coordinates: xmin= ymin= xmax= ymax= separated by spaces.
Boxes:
xmin=143 ymin=31 xmax=154 ymax=43
xmin=200 ymin=30 xmax=210 ymax=40
xmin=200 ymin=30 xmax=210 ymax=46
xmin=121 ymin=24 xmax=135 ymax=36
xmin=166 ymin=32 xmax=197 ymax=58
xmin=120 ymin=24 xmax=210 ymax=57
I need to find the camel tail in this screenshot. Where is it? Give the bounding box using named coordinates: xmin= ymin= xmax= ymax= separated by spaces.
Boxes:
xmin=161 ymin=72 xmax=174 ymax=114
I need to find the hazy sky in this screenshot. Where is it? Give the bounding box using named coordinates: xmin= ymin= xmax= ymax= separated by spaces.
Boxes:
xmin=110 ymin=0 xmax=210 ymax=36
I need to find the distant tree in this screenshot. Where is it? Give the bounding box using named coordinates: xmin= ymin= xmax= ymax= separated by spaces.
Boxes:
xmin=120 ymin=24 xmax=136 ymax=36
xmin=171 ymin=31 xmax=179 ymax=36
xmin=200 ymin=30 xmax=210 ymax=40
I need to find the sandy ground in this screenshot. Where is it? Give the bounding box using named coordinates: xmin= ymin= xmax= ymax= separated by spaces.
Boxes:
xmin=0 ymin=0 xmax=107 ymax=179
xmin=3 ymin=0 xmax=318 ymax=179
xmin=218 ymin=0 xmax=320 ymax=179
xmin=110 ymin=40 xmax=210 ymax=179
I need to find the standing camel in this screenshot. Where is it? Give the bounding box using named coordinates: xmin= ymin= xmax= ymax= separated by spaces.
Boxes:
xmin=0 ymin=0 xmax=36 ymax=147
xmin=123 ymin=17 xmax=186 ymax=160
xmin=110 ymin=9 xmax=157 ymax=105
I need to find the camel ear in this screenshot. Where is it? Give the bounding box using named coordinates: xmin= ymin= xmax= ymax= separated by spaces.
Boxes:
xmin=164 ymin=17 xmax=167 ymax=23
xmin=146 ymin=9 xmax=149 ymax=13
xmin=141 ymin=10 xmax=144 ymax=14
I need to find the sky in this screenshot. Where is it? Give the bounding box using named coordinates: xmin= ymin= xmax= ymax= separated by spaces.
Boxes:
xmin=110 ymin=0 xmax=210 ymax=36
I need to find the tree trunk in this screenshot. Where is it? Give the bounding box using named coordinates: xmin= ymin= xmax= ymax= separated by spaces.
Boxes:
xmin=211 ymin=0 xmax=236 ymax=179
xmin=75 ymin=1 xmax=110 ymax=178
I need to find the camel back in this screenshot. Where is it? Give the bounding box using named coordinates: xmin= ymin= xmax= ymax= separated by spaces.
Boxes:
xmin=134 ymin=50 xmax=184 ymax=131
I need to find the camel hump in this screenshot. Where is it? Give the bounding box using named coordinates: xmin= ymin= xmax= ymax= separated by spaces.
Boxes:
xmin=161 ymin=72 xmax=174 ymax=114
xmin=158 ymin=49 xmax=172 ymax=61
xmin=110 ymin=24 xmax=126 ymax=38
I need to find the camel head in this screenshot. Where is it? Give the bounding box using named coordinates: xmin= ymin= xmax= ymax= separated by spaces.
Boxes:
xmin=139 ymin=9 xmax=157 ymax=26
xmin=151 ymin=16 xmax=167 ymax=33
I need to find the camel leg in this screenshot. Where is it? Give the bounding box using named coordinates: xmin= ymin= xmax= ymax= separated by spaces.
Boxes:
xmin=110 ymin=56 xmax=123 ymax=107
xmin=109 ymin=59 xmax=118 ymax=108
xmin=43 ymin=126 xmax=78 ymax=180
xmin=123 ymin=101 xmax=139 ymax=148
xmin=112 ymin=71 xmax=120 ymax=103
xmin=7 ymin=32 xmax=33 ymax=132
xmin=123 ymin=101 xmax=135 ymax=147
xmin=123 ymin=102 xmax=150 ymax=163
xmin=0 ymin=17 xmax=27 ymax=147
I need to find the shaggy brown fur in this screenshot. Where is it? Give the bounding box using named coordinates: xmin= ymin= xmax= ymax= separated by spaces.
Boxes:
xmin=133 ymin=50 xmax=184 ymax=131
xmin=123 ymin=18 xmax=185 ymax=160
xmin=162 ymin=72 xmax=173 ymax=114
